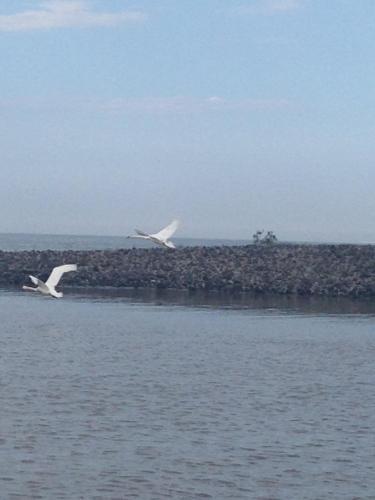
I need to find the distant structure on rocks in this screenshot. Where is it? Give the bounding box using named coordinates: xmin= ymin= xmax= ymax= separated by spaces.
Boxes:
xmin=253 ymin=230 xmax=278 ymax=245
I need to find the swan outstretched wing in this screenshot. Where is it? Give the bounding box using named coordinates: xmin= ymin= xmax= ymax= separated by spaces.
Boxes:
xmin=28 ymin=275 xmax=49 ymax=294
xmin=152 ymin=219 xmax=179 ymax=241
xmin=29 ymin=275 xmax=43 ymax=286
xmin=46 ymin=264 xmax=77 ymax=288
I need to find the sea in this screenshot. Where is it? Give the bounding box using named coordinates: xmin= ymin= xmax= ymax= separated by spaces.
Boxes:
xmin=1 ymin=233 xmax=375 ymax=499
xmin=0 ymin=232 xmax=249 ymax=252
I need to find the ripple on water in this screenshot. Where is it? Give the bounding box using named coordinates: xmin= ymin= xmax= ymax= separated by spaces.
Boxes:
xmin=1 ymin=292 xmax=375 ymax=499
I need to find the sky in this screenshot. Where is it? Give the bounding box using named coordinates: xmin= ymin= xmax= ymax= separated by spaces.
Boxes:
xmin=0 ymin=0 xmax=374 ymax=242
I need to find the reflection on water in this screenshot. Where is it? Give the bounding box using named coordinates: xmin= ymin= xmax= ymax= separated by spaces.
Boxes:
xmin=1 ymin=290 xmax=375 ymax=499
xmin=62 ymin=286 xmax=375 ymax=316
xmin=3 ymin=285 xmax=375 ymax=316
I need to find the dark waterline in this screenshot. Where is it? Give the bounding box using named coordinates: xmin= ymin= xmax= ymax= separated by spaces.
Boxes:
xmin=5 ymin=285 xmax=375 ymax=316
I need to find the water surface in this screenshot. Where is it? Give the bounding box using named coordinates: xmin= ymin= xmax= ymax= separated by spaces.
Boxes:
xmin=1 ymin=289 xmax=375 ymax=499
xmin=0 ymin=232 xmax=248 ymax=251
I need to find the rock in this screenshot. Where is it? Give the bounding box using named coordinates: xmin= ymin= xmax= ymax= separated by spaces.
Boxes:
xmin=1 ymin=244 xmax=375 ymax=297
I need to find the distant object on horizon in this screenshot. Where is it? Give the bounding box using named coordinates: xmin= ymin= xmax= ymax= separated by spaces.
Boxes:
xmin=22 ymin=264 xmax=77 ymax=298
xmin=128 ymin=219 xmax=180 ymax=249
xmin=252 ymin=230 xmax=278 ymax=246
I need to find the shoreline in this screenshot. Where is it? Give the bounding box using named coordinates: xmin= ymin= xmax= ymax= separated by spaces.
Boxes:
xmin=1 ymin=243 xmax=375 ymax=297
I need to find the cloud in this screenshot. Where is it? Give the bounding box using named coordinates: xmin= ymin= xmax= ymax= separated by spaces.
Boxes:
xmin=0 ymin=0 xmax=145 ymax=32
xmin=227 ymin=0 xmax=303 ymax=16
xmin=0 ymin=95 xmax=290 ymax=114
xmin=102 ymin=96 xmax=290 ymax=113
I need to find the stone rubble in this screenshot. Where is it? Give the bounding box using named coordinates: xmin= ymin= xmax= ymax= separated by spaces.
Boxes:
xmin=1 ymin=244 xmax=375 ymax=297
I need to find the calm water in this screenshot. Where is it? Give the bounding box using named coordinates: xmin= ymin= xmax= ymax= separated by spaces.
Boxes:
xmin=1 ymin=288 xmax=375 ymax=499
xmin=0 ymin=233 xmax=248 ymax=251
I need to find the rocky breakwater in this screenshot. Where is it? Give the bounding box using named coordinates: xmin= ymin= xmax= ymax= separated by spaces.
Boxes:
xmin=1 ymin=244 xmax=375 ymax=297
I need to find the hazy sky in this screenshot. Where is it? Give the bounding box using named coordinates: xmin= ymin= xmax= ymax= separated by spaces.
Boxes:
xmin=1 ymin=0 xmax=374 ymax=242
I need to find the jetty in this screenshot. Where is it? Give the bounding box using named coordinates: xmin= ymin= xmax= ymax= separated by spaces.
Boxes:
xmin=1 ymin=244 xmax=375 ymax=297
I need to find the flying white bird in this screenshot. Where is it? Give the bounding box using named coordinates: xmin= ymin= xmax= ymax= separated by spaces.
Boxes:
xmin=22 ymin=264 xmax=77 ymax=298
xmin=128 ymin=219 xmax=180 ymax=249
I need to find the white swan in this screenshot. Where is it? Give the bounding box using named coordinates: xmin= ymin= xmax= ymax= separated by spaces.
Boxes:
xmin=22 ymin=264 xmax=77 ymax=298
xmin=128 ymin=219 xmax=179 ymax=249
